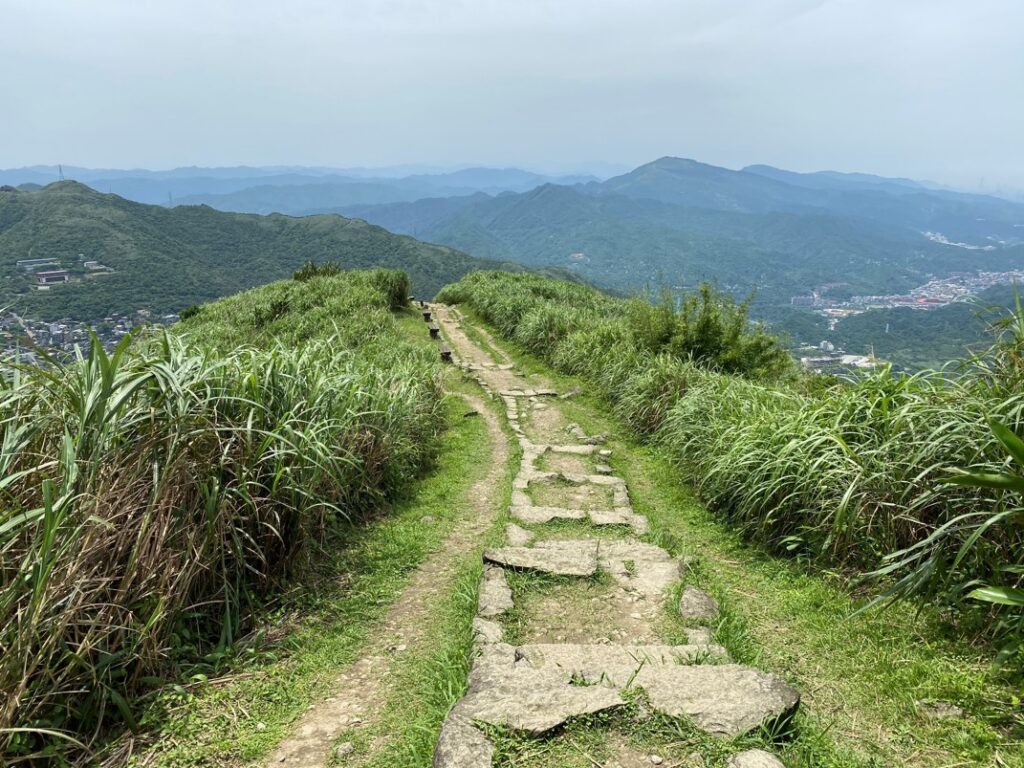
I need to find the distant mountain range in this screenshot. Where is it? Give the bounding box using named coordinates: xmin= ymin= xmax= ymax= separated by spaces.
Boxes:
xmin=0 ymin=182 xmax=547 ymax=321
xmin=323 ymin=157 xmax=1024 ymax=307
xmin=0 ymin=165 xmax=598 ymax=207
xmin=6 ymin=157 xmax=1024 ymax=368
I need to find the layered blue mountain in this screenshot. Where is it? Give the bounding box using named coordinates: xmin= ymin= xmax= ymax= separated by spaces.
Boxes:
xmin=326 ymin=157 xmax=1024 ymax=306
xmin=0 ymin=165 xmax=597 ymax=208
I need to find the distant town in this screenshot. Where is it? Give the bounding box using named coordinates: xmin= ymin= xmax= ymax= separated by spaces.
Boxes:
xmin=16 ymin=255 xmax=115 ymax=286
xmin=791 ymin=269 xmax=1024 ymax=326
xmin=1 ymin=310 xmax=180 ymax=366
xmin=790 ymin=268 xmax=1024 ymax=373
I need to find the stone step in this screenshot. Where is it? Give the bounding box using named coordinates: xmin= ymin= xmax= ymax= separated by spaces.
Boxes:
xmin=509 ymin=505 xmax=648 ymax=533
xmin=434 ymin=643 xmax=800 ymax=766
xmin=486 ymin=538 xmax=680 ymax=595
xmin=588 ymin=509 xmax=649 ymax=534
xmin=477 ymin=565 xmax=513 ymax=617
xmin=529 ymin=442 xmax=602 ymax=456
xmin=509 ymin=504 xmax=587 ymax=524
xmin=483 ymin=540 xmax=599 ymax=577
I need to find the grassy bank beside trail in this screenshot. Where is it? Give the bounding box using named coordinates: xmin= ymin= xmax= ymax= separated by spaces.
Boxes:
xmin=464 ymin=321 xmax=1023 ymax=767
xmin=437 ymin=271 xmax=1024 ymax=661
xmin=128 ymin=384 xmax=497 ymax=767
xmin=0 ymin=269 xmax=444 ymax=764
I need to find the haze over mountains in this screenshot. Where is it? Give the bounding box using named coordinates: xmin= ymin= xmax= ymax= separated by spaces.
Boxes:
xmin=0 ymin=165 xmax=598 ymax=208
xmin=329 ymin=157 xmax=1024 ymax=303
xmin=5 ymin=155 xmax=1024 ymax=367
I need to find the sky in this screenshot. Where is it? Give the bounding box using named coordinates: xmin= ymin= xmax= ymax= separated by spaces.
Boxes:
xmin=1 ymin=0 xmax=1023 ymax=189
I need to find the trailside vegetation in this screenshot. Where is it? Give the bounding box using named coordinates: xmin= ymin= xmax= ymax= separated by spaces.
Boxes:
xmin=0 ymin=269 xmax=443 ymax=762
xmin=438 ymin=271 xmax=1024 ymax=661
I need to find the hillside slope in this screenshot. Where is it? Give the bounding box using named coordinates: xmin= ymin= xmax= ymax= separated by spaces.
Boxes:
xmin=0 ymin=182 xmax=520 ymax=320
xmin=335 ymin=168 xmax=1024 ymax=304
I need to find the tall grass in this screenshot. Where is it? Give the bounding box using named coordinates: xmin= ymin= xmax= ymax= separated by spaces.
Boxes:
xmin=0 ymin=270 xmax=442 ymax=762
xmin=439 ymin=271 xmax=1024 ymax=658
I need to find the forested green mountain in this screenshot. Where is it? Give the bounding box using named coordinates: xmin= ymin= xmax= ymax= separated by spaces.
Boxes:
xmin=0 ymin=182 xmax=526 ymax=321
xmin=335 ymin=159 xmax=1024 ymax=305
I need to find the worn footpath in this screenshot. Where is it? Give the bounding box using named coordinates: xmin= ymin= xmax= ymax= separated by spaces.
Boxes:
xmin=265 ymin=303 xmax=800 ymax=768
xmin=431 ymin=305 xmax=799 ymax=768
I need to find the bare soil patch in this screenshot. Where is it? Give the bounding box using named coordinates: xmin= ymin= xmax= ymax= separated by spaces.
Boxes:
xmin=536 ymin=451 xmax=596 ymax=476
xmin=528 ymin=478 xmax=616 ymax=512
xmin=506 ymin=576 xmax=665 ymax=645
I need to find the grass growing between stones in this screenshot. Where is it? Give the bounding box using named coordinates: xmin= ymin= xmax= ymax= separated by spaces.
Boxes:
xmin=512 ymin=516 xmax=642 ymax=543
xmin=526 ymin=477 xmax=617 ymax=511
xmin=499 ymin=570 xmax=621 ymax=646
xmin=127 ymin=390 xmax=497 ymax=768
xmin=451 ymin=309 xmax=1024 ymax=768
xmin=485 ymin=695 xmax=807 ymax=768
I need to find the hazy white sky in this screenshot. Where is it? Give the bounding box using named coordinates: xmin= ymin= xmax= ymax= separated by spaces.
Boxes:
xmin=1 ymin=0 xmax=1022 ymax=187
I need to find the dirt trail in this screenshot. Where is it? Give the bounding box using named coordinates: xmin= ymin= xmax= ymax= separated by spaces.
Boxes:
xmin=265 ymin=380 xmax=509 ymax=766
xmin=265 ymin=305 xmax=798 ymax=768
xmin=431 ymin=304 xmax=799 ymax=768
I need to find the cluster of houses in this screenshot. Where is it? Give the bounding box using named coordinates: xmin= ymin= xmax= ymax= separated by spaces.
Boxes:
xmin=16 ymin=255 xmax=113 ymax=287
xmin=797 ymin=340 xmax=877 ymax=375
xmin=1 ymin=309 xmax=181 ymax=365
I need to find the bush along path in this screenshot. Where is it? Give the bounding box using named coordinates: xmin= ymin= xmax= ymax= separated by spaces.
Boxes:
xmin=430 ymin=305 xmax=798 ymax=768
xmin=263 ymin=381 xmax=510 ymax=765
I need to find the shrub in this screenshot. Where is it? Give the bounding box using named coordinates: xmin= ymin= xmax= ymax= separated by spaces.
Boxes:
xmin=293 ymin=260 xmax=343 ymax=281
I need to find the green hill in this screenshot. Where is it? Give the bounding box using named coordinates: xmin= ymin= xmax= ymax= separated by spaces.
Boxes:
xmin=0 ymin=181 xmax=522 ymax=321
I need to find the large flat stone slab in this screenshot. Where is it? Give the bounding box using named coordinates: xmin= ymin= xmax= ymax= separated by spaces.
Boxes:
xmin=483 ymin=540 xmax=599 ymax=577
xmin=641 ymin=664 xmax=800 ymax=738
xmin=457 ymin=643 xmax=626 ymax=734
xmin=544 ymin=443 xmax=600 ymax=455
xmin=589 ymin=509 xmax=649 ymax=534
xmin=443 ymin=643 xmax=791 ymax=741
xmin=509 ymin=505 xmax=587 ymax=524
xmin=517 ymin=643 xmax=729 ymax=685
xmin=478 ymin=565 xmax=514 ymax=617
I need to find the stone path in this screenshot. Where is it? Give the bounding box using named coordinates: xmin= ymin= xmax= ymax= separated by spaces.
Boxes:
xmin=432 ymin=304 xmax=799 ymax=767
xmin=264 ymin=387 xmax=509 ymax=766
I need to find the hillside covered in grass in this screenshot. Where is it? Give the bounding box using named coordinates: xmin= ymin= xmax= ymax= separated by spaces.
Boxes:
xmin=438 ymin=271 xmax=1024 ymax=661
xmin=0 ymin=182 xmax=530 ymax=321
xmin=0 ymin=269 xmax=446 ymax=762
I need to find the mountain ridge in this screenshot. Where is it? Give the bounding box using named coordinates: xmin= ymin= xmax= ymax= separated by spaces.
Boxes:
xmin=0 ymin=181 xmax=535 ymax=321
